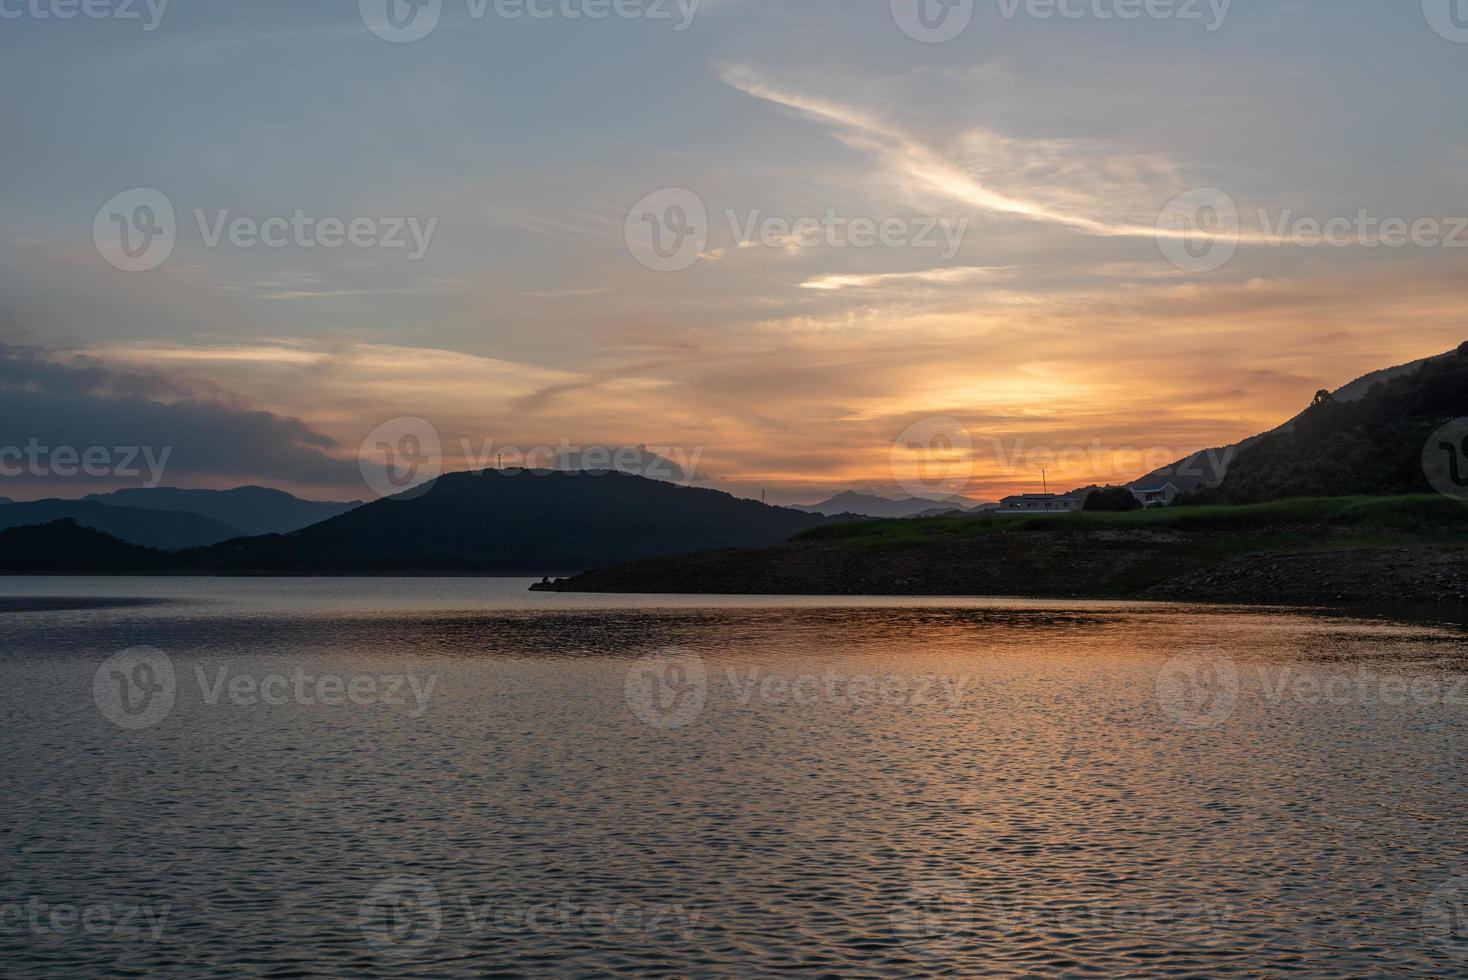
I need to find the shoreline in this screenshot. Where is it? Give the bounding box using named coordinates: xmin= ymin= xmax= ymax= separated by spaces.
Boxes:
xmin=530 ymin=519 xmax=1468 ymax=612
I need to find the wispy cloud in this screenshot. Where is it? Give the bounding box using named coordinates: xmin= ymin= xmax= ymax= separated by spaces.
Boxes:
xmin=800 ymin=266 xmax=1009 ymax=291
xmin=721 ymin=66 xmax=1263 ymax=245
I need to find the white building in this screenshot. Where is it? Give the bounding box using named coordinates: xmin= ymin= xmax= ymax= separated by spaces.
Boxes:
xmin=995 ymin=492 xmax=1085 ymax=516
xmin=1130 ymin=483 xmax=1182 ymax=508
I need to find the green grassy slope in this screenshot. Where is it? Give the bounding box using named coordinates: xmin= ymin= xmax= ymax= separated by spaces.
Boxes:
xmin=796 ymin=495 xmax=1468 ymax=547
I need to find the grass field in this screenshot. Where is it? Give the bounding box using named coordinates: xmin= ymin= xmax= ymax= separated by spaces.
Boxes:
xmin=795 ymin=495 xmax=1468 ymax=548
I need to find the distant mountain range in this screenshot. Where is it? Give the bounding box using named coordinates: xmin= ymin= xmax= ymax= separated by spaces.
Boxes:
xmin=83 ymin=486 xmax=360 ymax=536
xmin=0 ymin=486 xmax=360 ymax=552
xmin=0 ymin=499 xmax=240 ymax=550
xmin=0 ymin=470 xmax=834 ymax=574
xmin=792 ymin=491 xmax=988 ymax=519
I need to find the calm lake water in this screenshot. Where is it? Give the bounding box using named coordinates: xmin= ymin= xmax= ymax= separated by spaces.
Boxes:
xmin=3 ymin=577 xmax=1468 ymax=977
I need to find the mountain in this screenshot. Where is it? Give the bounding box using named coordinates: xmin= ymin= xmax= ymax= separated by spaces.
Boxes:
xmin=0 ymin=496 xmax=11 ymax=506
xmin=187 ymin=469 xmax=831 ymax=573
xmin=1131 ymin=342 xmax=1468 ymax=497
xmin=83 ymin=486 xmax=360 ymax=536
xmin=0 ymin=499 xmax=241 ymax=550
xmin=912 ymin=503 xmax=998 ymax=518
xmin=792 ymin=491 xmax=974 ymax=519
xmin=0 ymin=519 xmax=166 ymax=572
xmin=1187 ymin=342 xmax=1468 ymax=504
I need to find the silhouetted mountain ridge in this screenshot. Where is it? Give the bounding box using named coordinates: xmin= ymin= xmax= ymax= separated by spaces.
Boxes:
xmin=186 ymin=469 xmax=832 ymax=572
xmin=1189 ymin=342 xmax=1468 ymax=503
xmin=0 ymin=499 xmax=240 ymax=550
xmin=792 ymin=491 xmax=975 ymax=519
xmin=1130 ymin=342 xmax=1468 ymax=498
xmin=0 ymin=519 xmax=166 ymax=572
xmin=83 ymin=486 xmax=359 ymax=536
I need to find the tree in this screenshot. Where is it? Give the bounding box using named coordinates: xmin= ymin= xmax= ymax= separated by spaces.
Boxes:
xmin=1084 ymin=487 xmax=1142 ymax=512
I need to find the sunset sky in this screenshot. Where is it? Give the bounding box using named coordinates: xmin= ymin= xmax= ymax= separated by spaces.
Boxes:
xmin=3 ymin=0 xmax=1466 ymax=503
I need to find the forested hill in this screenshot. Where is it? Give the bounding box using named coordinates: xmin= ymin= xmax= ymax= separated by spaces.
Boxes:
xmin=1190 ymin=342 xmax=1468 ymax=504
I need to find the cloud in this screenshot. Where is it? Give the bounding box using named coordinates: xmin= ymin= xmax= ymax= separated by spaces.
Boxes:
xmin=800 ymin=266 xmax=1010 ymax=291
xmin=720 ymin=66 xmax=1268 ymax=247
xmin=0 ymin=343 xmax=359 ymax=498
xmin=19 ymin=261 xmax=1462 ymax=505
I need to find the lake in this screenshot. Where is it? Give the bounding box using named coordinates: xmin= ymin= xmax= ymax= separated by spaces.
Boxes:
xmin=3 ymin=577 xmax=1467 ymax=976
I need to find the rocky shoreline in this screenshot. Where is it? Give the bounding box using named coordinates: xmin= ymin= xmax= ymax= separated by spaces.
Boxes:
xmin=533 ymin=528 xmax=1468 ymax=611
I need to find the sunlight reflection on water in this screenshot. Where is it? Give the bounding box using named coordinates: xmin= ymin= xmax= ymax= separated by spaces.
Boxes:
xmin=2 ymin=578 xmax=1467 ymax=976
